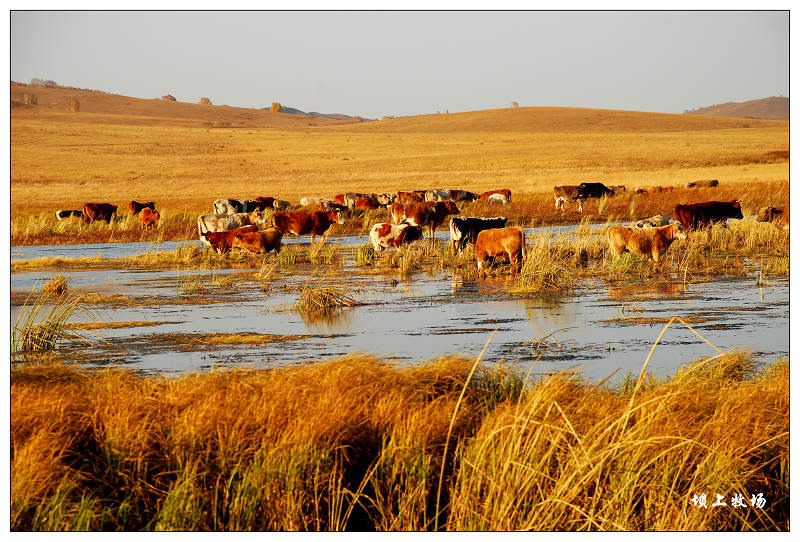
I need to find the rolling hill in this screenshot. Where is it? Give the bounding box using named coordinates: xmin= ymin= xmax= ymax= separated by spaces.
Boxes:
xmin=685 ymin=96 xmax=788 ymax=120
xmin=10 ymin=82 xmax=351 ymax=129
xmin=10 ymin=82 xmax=787 ymax=133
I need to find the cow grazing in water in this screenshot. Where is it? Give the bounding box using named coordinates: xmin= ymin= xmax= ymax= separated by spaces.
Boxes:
xmin=369 ymin=222 xmax=424 ymax=251
xmin=449 ymin=216 xmax=508 ymax=253
xmin=475 ymin=227 xmax=526 ymax=272
xmin=129 ymin=200 xmax=155 ymax=216
xmin=686 ymin=179 xmax=719 ymax=188
xmin=674 ymin=201 xmax=743 ymax=230
xmin=607 ymin=223 xmax=686 ymax=262
xmin=139 ymin=208 xmax=160 ymax=231
xmin=633 ymin=215 xmax=670 ymax=228
xmin=201 ymin=225 xmax=258 ymax=254
xmin=55 ymin=209 xmax=83 ymax=220
xmin=271 ymin=209 xmax=345 ymax=244
xmin=478 ymin=189 xmax=512 ymax=202
xmin=83 ymin=203 xmax=118 ymax=224
xmin=197 ymin=210 xmax=266 ymax=238
xmin=232 ymin=227 xmax=283 ymax=254
xmin=401 ymin=201 xmax=460 ymax=239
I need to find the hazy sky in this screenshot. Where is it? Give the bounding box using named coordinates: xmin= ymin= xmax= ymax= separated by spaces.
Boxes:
xmin=10 ymin=10 xmax=789 ymax=118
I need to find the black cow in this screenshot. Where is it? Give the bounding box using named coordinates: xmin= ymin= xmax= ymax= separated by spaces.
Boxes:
xmin=55 ymin=209 xmax=83 ymax=220
xmin=449 ymin=216 xmax=508 ymax=253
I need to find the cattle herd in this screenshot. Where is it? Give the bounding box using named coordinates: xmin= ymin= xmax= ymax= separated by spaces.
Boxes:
xmin=52 ymin=180 xmax=786 ymax=271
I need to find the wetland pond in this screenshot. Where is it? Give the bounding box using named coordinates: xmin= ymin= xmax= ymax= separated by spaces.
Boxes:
xmin=11 ymin=227 xmax=789 ymax=383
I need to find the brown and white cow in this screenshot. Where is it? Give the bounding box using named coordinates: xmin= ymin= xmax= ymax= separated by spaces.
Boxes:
xmin=674 ymin=201 xmax=743 ymax=230
xmin=607 ymin=223 xmax=686 ymax=262
xmin=553 ymin=185 xmax=584 ymax=212
xmin=83 ymin=203 xmax=118 ymax=224
xmin=478 ymin=189 xmax=512 ymax=202
xmin=232 ymin=227 xmax=283 ymax=254
xmin=197 ymin=210 xmax=266 ymax=239
xmin=201 ymin=225 xmax=259 ymax=254
xmin=139 ymin=208 xmax=160 ymax=231
xmin=271 ymin=209 xmax=345 ymax=244
xmin=475 ymin=227 xmax=526 ymax=272
xmin=402 ymin=201 xmax=460 ymax=239
xmin=129 ymin=200 xmax=156 ymax=216
xmin=369 ymin=222 xmax=424 ymax=251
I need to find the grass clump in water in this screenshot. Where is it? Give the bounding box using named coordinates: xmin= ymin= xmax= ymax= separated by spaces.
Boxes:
xmin=512 ymin=238 xmax=573 ymax=294
xmin=296 ymin=275 xmax=357 ymax=313
xmin=42 ymin=275 xmax=69 ymax=297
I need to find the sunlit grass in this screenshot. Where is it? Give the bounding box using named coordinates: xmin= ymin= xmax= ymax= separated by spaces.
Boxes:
xmin=10 ymin=350 xmax=788 ymax=531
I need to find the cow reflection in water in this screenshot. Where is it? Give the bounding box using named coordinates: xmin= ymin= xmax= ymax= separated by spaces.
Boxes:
xmin=606 ymin=282 xmax=686 ymax=301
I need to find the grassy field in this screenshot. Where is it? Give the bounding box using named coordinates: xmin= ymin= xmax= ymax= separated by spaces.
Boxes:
xmin=11 ymin=83 xmax=789 ymax=220
xmin=10 ymin=352 xmax=788 ymax=531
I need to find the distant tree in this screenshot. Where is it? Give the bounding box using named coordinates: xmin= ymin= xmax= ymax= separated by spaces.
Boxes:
xmin=199 ymin=97 xmax=212 ymax=105
xmin=271 ymin=102 xmax=282 ymax=112
xmin=161 ymin=94 xmax=176 ymax=102
xmin=511 ymin=101 xmax=519 ymax=107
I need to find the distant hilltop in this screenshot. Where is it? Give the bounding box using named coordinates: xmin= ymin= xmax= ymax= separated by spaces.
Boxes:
xmin=684 ymin=96 xmax=788 ymax=120
xmin=263 ymin=103 xmax=371 ymax=122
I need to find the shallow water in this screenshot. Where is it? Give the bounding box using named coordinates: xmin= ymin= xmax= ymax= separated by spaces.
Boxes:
xmin=10 ymin=256 xmax=789 ymax=382
xmin=10 ymin=223 xmax=593 ymax=262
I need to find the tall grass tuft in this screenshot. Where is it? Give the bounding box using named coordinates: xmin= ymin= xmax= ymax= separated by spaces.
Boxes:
xmin=11 ymin=289 xmax=98 ymax=360
xmin=42 ymin=275 xmax=69 ymax=297
xmin=9 ymin=352 xmax=788 ymax=531
xmin=296 ymin=274 xmax=357 ymax=313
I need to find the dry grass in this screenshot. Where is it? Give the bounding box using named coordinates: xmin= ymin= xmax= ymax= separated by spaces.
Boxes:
xmin=10 ymin=351 xmax=788 ymax=531
xmin=10 ymin=85 xmax=787 ymax=219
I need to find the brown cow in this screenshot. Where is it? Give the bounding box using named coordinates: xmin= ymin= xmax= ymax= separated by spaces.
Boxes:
xmin=475 ymin=227 xmax=526 ymax=272
xmin=333 ymin=194 xmax=347 ymax=205
xmin=271 ymin=209 xmax=345 ymax=244
xmin=389 ymin=203 xmax=409 ymax=225
xmin=139 ymin=208 xmax=160 ymax=231
xmin=402 ymin=201 xmax=460 ymax=239
xmin=607 ymin=223 xmax=686 ymax=262
xmin=397 ymin=190 xmax=426 ymax=204
xmin=201 ymin=225 xmax=258 ymax=254
xmin=232 ymin=227 xmax=283 ymax=254
xmin=129 ymin=200 xmax=155 ymax=215
xmin=253 ymin=196 xmax=276 ymax=211
xmin=674 ymin=201 xmax=743 ymax=230
xmin=354 ymin=196 xmax=379 ymax=210
xmin=478 ymin=189 xmax=512 ymax=201
xmin=83 ymin=203 xmax=118 ymax=224
xmin=686 ymin=179 xmax=719 ymax=188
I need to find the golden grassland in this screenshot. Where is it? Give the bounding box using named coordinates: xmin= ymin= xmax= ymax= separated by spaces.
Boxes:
xmin=10 ymin=351 xmax=788 ymax=531
xmin=11 ymin=85 xmax=788 ymax=218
